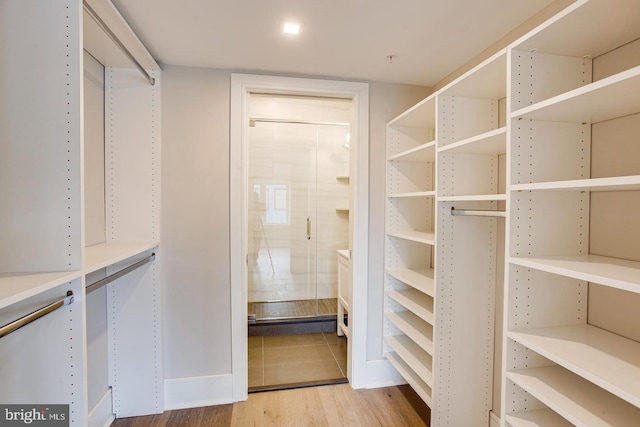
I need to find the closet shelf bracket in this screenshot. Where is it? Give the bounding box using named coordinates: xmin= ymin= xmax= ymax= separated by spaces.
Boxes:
xmin=86 ymin=253 xmax=156 ymax=294
xmin=451 ymin=207 xmax=506 ymax=218
xmin=0 ymin=291 xmax=74 ymax=339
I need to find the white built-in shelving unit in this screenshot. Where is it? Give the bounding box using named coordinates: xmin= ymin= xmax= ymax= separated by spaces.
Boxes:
xmin=384 ymin=95 xmax=437 ymax=409
xmin=384 ymin=46 xmax=508 ymax=426
xmin=385 ymin=1 xmax=640 ymax=425
xmin=0 ymin=0 xmax=161 ymax=425
xmin=434 ymin=49 xmax=507 ymax=427
xmin=502 ymin=0 xmax=640 ymax=426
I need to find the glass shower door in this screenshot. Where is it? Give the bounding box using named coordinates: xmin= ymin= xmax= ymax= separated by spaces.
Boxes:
xmin=248 ymin=121 xmax=318 ymax=319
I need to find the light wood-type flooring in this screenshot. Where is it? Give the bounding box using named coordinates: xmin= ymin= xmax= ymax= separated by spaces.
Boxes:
xmin=111 ymin=383 xmax=430 ymax=426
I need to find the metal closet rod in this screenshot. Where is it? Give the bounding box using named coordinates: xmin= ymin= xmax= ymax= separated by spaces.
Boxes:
xmin=83 ymin=1 xmax=156 ymax=86
xmin=451 ymin=207 xmax=506 ymax=218
xmin=86 ymin=253 xmax=156 ymax=294
xmin=0 ymin=291 xmax=74 ymax=340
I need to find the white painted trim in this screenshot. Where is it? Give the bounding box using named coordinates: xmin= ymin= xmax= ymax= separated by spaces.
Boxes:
xmin=230 ymin=73 xmax=370 ymax=397
xmin=88 ymin=389 xmax=115 ymax=427
xmin=490 ymin=410 xmax=500 ymax=427
xmin=164 ymin=375 xmax=233 ymax=411
xmin=365 ymin=359 xmax=407 ymax=389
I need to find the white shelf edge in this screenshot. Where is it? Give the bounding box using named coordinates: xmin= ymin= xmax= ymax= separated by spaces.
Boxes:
xmin=437 ymin=127 xmax=507 ymax=155
xmin=511 ymin=175 xmax=640 ymax=192
xmin=385 ymin=351 xmax=433 ymax=407
xmin=384 ymin=335 xmax=433 ymax=385
xmin=387 ymin=140 xmax=436 ymax=162
xmin=386 ymin=289 xmax=434 ymax=325
xmin=510 ymin=65 xmax=640 ymax=123
xmin=386 ymin=268 xmax=435 ymax=297
xmin=505 ymin=409 xmax=573 ymax=427
xmin=385 ymin=311 xmax=434 ymax=355
xmin=438 ymin=194 xmax=507 ymax=202
xmin=84 ymin=241 xmax=159 ymax=274
xmin=508 ymin=324 xmax=640 ymax=408
xmin=509 ymin=254 xmax=640 ymax=294
xmin=387 ymin=94 xmax=437 ymax=128
xmin=507 ymin=365 xmax=640 ymax=426
xmin=386 ymin=231 xmax=435 ymax=245
xmin=387 ymin=191 xmax=436 ymax=198
xmin=438 ymin=49 xmax=507 ymax=99
xmin=0 ymin=270 xmax=84 ymax=310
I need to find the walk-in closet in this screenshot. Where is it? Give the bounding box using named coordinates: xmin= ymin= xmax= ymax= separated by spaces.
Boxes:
xmin=2 ymin=0 xmax=640 ymax=426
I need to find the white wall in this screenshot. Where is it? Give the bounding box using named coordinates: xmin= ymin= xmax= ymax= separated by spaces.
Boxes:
xmin=161 ymin=66 xmax=232 ymax=379
xmin=161 ymin=65 xmax=429 ymax=383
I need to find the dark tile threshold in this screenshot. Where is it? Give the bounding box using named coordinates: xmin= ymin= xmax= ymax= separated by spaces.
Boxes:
xmin=249 ymin=316 xmax=337 ymax=336
xmin=248 ymin=377 xmax=349 ymax=394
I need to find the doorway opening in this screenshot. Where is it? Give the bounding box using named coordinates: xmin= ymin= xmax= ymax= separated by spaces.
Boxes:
xmin=230 ymin=74 xmax=369 ymax=401
xmin=246 ymin=94 xmax=350 ymax=390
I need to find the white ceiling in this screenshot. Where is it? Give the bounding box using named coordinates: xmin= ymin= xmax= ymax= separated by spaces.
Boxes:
xmin=112 ymin=0 xmax=556 ymax=87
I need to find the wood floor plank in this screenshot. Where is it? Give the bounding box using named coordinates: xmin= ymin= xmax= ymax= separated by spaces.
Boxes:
xmin=260 ymin=386 xmax=329 ymax=426
xmin=318 ymin=383 xmax=380 ymax=426
xmin=358 ymin=385 xmax=429 ymax=427
xmin=111 ymin=410 xmax=172 ymax=427
xmin=112 ymin=384 xmax=430 ymax=427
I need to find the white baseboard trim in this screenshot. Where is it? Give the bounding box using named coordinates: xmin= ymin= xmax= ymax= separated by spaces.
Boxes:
xmin=88 ymin=389 xmax=115 ymax=427
xmin=490 ymin=410 xmax=500 ymax=427
xmin=365 ymin=359 xmax=407 ymax=389
xmin=164 ymin=374 xmax=233 ymax=410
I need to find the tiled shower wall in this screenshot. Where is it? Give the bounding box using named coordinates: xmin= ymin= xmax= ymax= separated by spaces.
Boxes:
xmin=248 ymin=94 xmax=351 ymax=302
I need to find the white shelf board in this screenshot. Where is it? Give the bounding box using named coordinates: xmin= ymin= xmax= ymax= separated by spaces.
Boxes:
xmin=511 ymin=66 xmax=640 ymax=124
xmin=84 ymin=241 xmax=159 ymax=274
xmin=386 ymin=268 xmax=435 ymax=297
xmin=507 ymin=365 xmax=640 ymax=427
xmin=385 ymin=351 xmax=433 ymax=407
xmin=506 ymin=409 xmax=572 ymax=427
xmin=439 ymin=50 xmax=507 ymax=99
xmin=509 ymin=254 xmax=640 ymax=294
xmin=0 ymin=271 xmax=83 ymax=310
xmin=387 ymin=140 xmax=436 ymax=162
xmin=387 ymin=191 xmax=436 ymax=199
xmin=386 ymin=289 xmax=434 ymax=325
xmin=511 ymin=175 xmax=640 ymax=192
xmin=385 ymin=311 xmax=433 ymax=355
xmin=438 ymin=127 xmax=506 ymax=155
xmin=388 ymin=95 xmax=436 ymax=129
xmin=387 ymin=231 xmax=435 ymax=246
xmin=512 ymin=0 xmax=640 ymax=59
xmin=438 ymin=194 xmax=507 ymax=202
xmin=508 ymin=324 xmax=640 ymax=407
xmin=384 ymin=335 xmax=433 ymax=385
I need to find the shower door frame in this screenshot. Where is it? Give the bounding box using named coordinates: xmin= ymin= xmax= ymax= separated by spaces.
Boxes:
xmin=230 ymin=74 xmax=369 ymax=400
xmin=247 ymin=118 xmax=349 ymax=319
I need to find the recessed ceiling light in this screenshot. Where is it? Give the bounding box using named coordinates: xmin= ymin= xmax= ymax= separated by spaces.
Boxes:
xmin=283 ymin=22 xmax=301 ymax=35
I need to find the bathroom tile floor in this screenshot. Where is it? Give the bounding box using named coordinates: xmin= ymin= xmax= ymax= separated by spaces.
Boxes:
xmin=248 ymin=332 xmax=347 ymax=391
